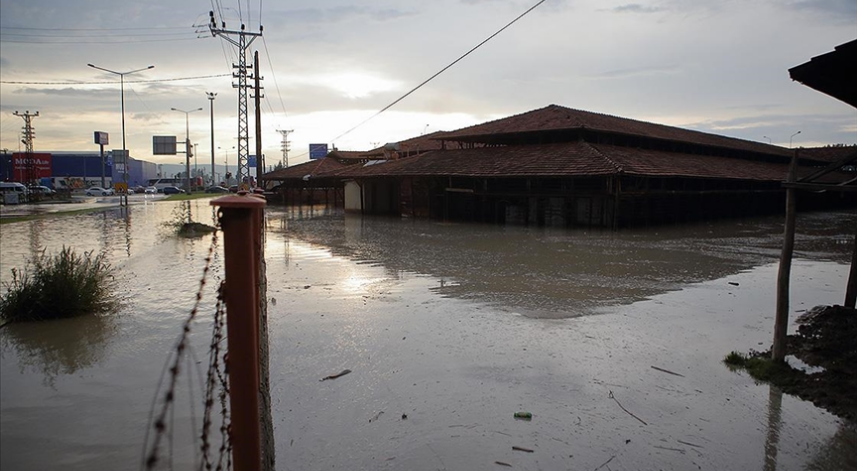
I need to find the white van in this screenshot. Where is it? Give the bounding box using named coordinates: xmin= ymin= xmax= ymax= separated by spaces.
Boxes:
xmin=0 ymin=182 xmax=29 ymax=204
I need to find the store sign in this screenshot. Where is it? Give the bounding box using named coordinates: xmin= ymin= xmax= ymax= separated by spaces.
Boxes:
xmin=12 ymin=152 xmax=52 ymax=179
xmin=94 ymin=131 xmax=109 ymax=145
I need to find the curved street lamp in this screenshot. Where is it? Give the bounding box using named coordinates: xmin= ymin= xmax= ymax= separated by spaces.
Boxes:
xmin=789 ymin=131 xmax=801 ymax=149
xmin=87 ymin=63 xmax=154 ymax=203
xmin=206 ymin=92 xmax=217 ymax=186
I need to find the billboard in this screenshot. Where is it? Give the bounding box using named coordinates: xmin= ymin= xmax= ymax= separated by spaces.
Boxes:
xmin=309 ymin=143 xmax=328 ymax=160
xmin=153 ymin=136 xmax=177 ymax=155
xmin=12 ymin=152 xmax=52 ymax=180
xmin=94 ymin=131 xmax=109 ymax=145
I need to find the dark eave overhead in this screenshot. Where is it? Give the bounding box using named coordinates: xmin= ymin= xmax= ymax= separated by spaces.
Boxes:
xmin=789 ymin=39 xmax=857 ymax=108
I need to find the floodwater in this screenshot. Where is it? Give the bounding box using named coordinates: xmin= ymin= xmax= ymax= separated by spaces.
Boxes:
xmin=1 ymin=200 xmax=856 ymax=470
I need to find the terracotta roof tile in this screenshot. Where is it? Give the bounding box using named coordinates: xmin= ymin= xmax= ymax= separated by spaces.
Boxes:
xmin=798 ymin=145 xmax=857 ymax=164
xmin=439 ymin=104 xmax=792 ymax=159
xmin=593 ymin=144 xmax=789 ymax=181
xmin=328 ymin=150 xmax=368 ymax=160
xmin=328 ymin=142 xmax=619 ymax=179
xmin=362 ymin=130 xmax=449 ymax=157
xmin=325 ymin=142 xmax=815 ymax=182
xmin=261 ymin=157 xmax=344 ymax=180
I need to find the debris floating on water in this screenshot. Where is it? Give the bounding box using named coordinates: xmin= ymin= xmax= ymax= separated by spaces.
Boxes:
xmin=320 ymin=369 xmax=352 ymax=381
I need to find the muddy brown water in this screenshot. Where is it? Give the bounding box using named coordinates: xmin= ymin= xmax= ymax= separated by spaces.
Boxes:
xmin=1 ymin=200 xmax=855 ymax=470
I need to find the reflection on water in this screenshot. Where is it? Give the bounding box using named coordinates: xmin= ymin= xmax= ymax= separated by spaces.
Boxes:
xmin=0 ymin=314 xmax=116 ymax=387
xmin=0 ymin=201 xmax=855 ymax=470
xmin=806 ymin=424 xmax=857 ymax=470
xmin=266 ymin=207 xmax=856 ymax=318
xmin=764 ymin=385 xmax=783 ymax=471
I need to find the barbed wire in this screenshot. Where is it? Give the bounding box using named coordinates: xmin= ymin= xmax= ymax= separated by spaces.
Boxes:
xmin=144 ymin=225 xmax=223 ymax=469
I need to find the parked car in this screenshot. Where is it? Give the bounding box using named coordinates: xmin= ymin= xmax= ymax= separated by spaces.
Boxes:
xmin=144 ymin=186 xmax=158 ymax=194
xmin=0 ymin=182 xmax=29 ymax=202
xmin=132 ymin=185 xmax=146 ymax=194
xmin=162 ymin=186 xmax=185 ymax=195
xmin=86 ymin=186 xmax=115 ymax=196
xmin=32 ymin=185 xmax=57 ymax=197
xmin=205 ymin=185 xmax=230 ymax=193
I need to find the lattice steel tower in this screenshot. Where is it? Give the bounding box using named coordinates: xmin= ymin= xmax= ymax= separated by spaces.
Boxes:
xmin=13 ymin=110 xmax=39 ymax=187
xmin=208 ymin=11 xmax=261 ymax=186
xmin=277 ymin=129 xmax=293 ymax=168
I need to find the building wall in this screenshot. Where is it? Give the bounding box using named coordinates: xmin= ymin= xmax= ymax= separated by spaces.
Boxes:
xmin=344 ymin=181 xmax=362 ymax=212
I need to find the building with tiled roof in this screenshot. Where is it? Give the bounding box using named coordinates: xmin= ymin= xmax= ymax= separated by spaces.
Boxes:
xmin=263 ymin=104 xmax=855 ymax=228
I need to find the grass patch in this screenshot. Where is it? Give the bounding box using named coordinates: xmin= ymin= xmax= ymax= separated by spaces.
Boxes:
xmin=723 ymin=350 xmax=804 ymax=387
xmin=0 ymin=247 xmax=119 ymax=323
xmin=163 ymin=192 xmax=221 ymax=201
xmin=162 ymin=201 xmax=217 ymax=238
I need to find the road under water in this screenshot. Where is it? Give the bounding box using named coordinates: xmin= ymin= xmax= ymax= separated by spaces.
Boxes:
xmin=1 ymin=200 xmax=855 ymax=470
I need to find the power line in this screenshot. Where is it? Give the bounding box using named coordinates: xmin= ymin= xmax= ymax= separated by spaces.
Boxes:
xmin=329 ymin=0 xmax=546 ymax=143
xmin=0 ymin=25 xmax=193 ymax=31
xmin=1 ymin=73 xmax=230 ymax=85
xmin=2 ymin=36 xmax=209 ymax=44
xmin=1 ymin=31 xmax=201 ymax=38
xmin=261 ymin=36 xmax=289 ymax=122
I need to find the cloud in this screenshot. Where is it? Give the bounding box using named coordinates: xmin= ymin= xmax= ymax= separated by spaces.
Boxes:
xmin=274 ymin=6 xmax=415 ymax=25
xmin=589 ymin=65 xmax=680 ymax=79
xmin=685 ymin=113 xmax=857 ymax=146
xmin=611 ymin=3 xmax=665 ymax=13
xmin=781 ymin=0 xmax=857 ymax=19
xmin=13 ymin=87 xmax=118 ymax=99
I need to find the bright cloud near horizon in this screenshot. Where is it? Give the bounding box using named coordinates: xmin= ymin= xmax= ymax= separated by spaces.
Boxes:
xmin=0 ymin=0 xmax=855 ymax=169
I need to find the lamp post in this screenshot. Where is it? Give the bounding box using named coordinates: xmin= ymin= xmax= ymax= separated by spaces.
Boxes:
xmin=763 ymin=135 xmax=772 ymax=145
xmin=789 ymin=131 xmax=801 ymax=149
xmin=87 ymin=63 xmax=154 ymax=205
xmin=207 ymin=92 xmax=217 ymax=187
xmin=171 ymin=107 xmax=203 ymax=192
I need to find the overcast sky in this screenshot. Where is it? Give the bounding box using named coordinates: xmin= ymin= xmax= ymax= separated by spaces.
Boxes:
xmin=1 ymin=0 xmax=855 ymax=168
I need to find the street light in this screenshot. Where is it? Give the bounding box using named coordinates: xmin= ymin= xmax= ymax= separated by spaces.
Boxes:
xmin=207 ymin=92 xmax=217 ymax=186
xmin=789 ymin=131 xmax=801 ymax=149
xmin=171 ymin=107 xmax=203 ymax=192
xmin=87 ymin=63 xmax=154 ymax=204
xmin=219 ymin=145 xmax=235 ymax=186
xmin=762 ymin=135 xmax=772 ymax=144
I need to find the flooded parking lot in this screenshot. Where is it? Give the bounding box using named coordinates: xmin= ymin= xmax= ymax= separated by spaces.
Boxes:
xmin=1 ymin=200 xmax=856 ymax=470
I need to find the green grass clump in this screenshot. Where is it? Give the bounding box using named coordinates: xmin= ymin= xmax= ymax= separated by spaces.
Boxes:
xmin=0 ymin=247 xmax=119 ymax=323
xmin=723 ymin=350 xmax=797 ymax=384
xmin=724 ymin=351 xmax=747 ymax=366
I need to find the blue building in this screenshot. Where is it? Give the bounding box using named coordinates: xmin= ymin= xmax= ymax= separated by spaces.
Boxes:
xmin=1 ymin=151 xmax=158 ymax=189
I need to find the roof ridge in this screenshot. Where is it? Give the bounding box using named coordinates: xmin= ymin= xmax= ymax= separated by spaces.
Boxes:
xmin=549 ymin=104 xmax=791 ymax=151
xmin=586 ymin=141 xmax=623 ymax=174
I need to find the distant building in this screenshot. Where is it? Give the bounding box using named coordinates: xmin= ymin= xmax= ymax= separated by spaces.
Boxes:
xmin=0 ymin=151 xmax=159 ymax=189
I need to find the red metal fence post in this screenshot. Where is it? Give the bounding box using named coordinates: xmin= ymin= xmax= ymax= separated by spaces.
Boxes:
xmin=212 ymin=193 xmax=266 ymax=471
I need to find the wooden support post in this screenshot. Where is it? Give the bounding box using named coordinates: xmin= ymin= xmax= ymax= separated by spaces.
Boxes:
xmin=773 ymin=149 xmax=799 ymax=363
xmin=845 ymin=228 xmax=857 ymax=308
xmin=212 ymin=193 xmax=267 ymax=471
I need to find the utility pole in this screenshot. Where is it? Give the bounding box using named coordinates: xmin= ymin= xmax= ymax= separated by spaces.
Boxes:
xmin=207 ymin=92 xmax=217 ymax=186
xmin=13 ymin=111 xmax=39 ymax=189
xmin=253 ymin=50 xmax=264 ymax=188
xmin=277 ymin=129 xmax=293 ymax=168
xmin=208 ymin=11 xmax=261 ymax=189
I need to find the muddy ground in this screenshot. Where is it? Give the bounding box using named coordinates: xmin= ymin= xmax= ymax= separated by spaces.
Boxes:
xmin=778 ymin=305 xmax=857 ymax=422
